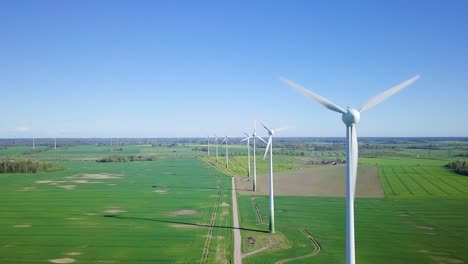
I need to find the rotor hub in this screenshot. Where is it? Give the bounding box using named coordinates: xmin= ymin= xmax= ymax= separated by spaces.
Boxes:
xmin=342 ymin=108 xmax=360 ymax=126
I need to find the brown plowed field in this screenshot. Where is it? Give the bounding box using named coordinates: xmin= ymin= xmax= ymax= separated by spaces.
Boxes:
xmin=236 ymin=165 xmax=384 ymax=197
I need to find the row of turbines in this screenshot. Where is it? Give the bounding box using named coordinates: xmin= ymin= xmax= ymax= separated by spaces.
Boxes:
xmin=207 ymin=75 xmax=420 ymax=264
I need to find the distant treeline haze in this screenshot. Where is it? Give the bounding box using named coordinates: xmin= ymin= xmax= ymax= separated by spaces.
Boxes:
xmin=0 ymin=160 xmax=52 ymax=173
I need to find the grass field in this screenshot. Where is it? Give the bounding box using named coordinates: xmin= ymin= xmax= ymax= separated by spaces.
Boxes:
xmin=0 ymin=158 xmax=233 ymax=263
xmin=361 ymin=157 xmax=468 ymax=198
xmin=238 ymin=196 xmax=468 ymax=264
xmin=1 ymin=142 xmax=468 ymax=263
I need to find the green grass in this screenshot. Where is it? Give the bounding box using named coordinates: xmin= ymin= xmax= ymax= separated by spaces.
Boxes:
xmin=201 ymin=154 xmax=306 ymax=177
xmin=0 ymin=145 xmax=205 ymax=160
xmin=239 ymin=196 xmax=468 ymax=264
xmin=361 ymin=157 xmax=468 ymax=198
xmin=0 ymin=158 xmax=232 ymax=263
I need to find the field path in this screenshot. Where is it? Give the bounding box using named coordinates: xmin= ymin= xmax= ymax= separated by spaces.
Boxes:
xmin=275 ymin=228 xmax=321 ymax=264
xmin=232 ymin=177 xmax=242 ymax=264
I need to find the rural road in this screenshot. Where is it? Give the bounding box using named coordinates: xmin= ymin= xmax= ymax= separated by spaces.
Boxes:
xmin=232 ymin=177 xmax=242 ymax=264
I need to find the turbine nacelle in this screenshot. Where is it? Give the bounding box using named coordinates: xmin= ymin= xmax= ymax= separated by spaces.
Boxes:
xmin=342 ymin=108 xmax=361 ymax=126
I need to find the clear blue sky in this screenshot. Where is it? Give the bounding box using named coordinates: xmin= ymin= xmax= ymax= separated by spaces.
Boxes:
xmin=1 ymin=0 xmax=467 ymax=138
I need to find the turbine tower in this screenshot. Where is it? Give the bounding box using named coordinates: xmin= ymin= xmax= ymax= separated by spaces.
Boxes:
xmin=281 ymin=75 xmax=419 ymax=264
xmin=214 ymin=134 xmax=219 ymax=163
xmin=221 ymin=135 xmax=229 ymax=169
xmin=252 ymin=121 xmax=267 ymax=191
xmin=32 ymin=137 xmax=35 ymax=150
xmin=261 ymin=121 xmax=287 ymax=234
xmin=54 ymin=138 xmax=57 ymax=150
xmin=207 ymin=136 xmax=211 ymax=157
xmin=240 ymin=132 xmax=252 ymax=179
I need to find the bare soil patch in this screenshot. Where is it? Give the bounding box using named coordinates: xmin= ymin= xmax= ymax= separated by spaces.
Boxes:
xmin=170 ymin=209 xmax=198 ymax=216
xmin=69 ymin=173 xmax=122 ymax=180
xmin=49 ymin=258 xmax=75 ymax=264
xmin=20 ymin=187 xmax=36 ymax=191
xmin=236 ymin=165 xmax=384 ymax=197
xmin=154 ymin=189 xmax=168 ymax=194
xmin=105 ymin=209 xmax=127 ymax=214
xmin=57 ymin=185 xmax=76 ymax=190
xmin=13 ymin=224 xmax=31 ymax=228
xmin=431 ymin=256 xmax=464 ymax=263
xmin=416 ymin=225 xmax=433 ymax=230
xmin=220 ymin=202 xmax=230 ymax=207
xmin=66 ymin=252 xmax=82 ymax=256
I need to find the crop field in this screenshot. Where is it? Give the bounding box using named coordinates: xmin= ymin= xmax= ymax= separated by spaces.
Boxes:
xmin=1 ymin=140 xmax=467 ymax=264
xmin=235 ymin=165 xmax=384 ymax=197
xmin=202 ymin=155 xmax=304 ymax=177
xmin=238 ymin=196 xmax=468 ymax=264
xmin=361 ymin=157 xmax=468 ymax=198
xmin=0 ymin=145 xmax=206 ymax=160
xmin=0 ymin=157 xmax=233 ymax=263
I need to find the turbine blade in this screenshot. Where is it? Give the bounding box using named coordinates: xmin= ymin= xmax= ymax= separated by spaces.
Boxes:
xmin=350 ymin=125 xmax=359 ymax=198
xmin=259 ymin=121 xmax=271 ymax=133
xmin=256 ymin=136 xmax=267 ymax=144
xmin=243 ymin=131 xmax=250 ymax=137
xmin=221 ymin=137 xmax=226 ymax=144
xmin=359 ymin=75 xmax=420 ymax=113
xmin=280 ymin=77 xmax=346 ymax=114
xmin=263 ymin=136 xmax=272 ymax=160
xmin=240 ymin=137 xmax=249 ymax=142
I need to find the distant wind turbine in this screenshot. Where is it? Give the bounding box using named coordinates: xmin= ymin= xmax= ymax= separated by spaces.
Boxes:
xmin=261 ymin=121 xmax=287 ymax=233
xmin=54 ymin=138 xmax=57 ymax=150
xmin=214 ymin=134 xmax=219 ymax=163
xmin=251 ymin=121 xmax=267 ymax=191
xmin=281 ymin=75 xmax=419 ymax=264
xmin=240 ymin=132 xmax=252 ymax=179
xmin=32 ymin=136 xmax=35 ymax=150
xmin=221 ymin=135 xmax=229 ymax=169
xmin=207 ymin=136 xmax=210 ymax=157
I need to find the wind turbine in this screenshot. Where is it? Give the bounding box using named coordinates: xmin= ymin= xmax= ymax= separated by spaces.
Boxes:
xmin=32 ymin=137 xmax=35 ymax=150
xmin=54 ymin=138 xmax=57 ymax=150
xmin=240 ymin=132 xmax=252 ymax=179
xmin=281 ymin=75 xmax=420 ymax=264
xmin=252 ymin=121 xmax=267 ymax=191
xmin=261 ymin=121 xmax=287 ymax=234
xmin=214 ymin=134 xmax=219 ymax=163
xmin=207 ymin=136 xmax=210 ymax=157
xmin=221 ymin=135 xmax=229 ymax=169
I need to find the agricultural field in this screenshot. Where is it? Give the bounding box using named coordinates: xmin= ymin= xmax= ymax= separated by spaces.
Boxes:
xmin=238 ymin=196 xmax=468 ymax=264
xmin=1 ymin=138 xmax=468 ymax=263
xmin=0 ymin=155 xmax=233 ymax=263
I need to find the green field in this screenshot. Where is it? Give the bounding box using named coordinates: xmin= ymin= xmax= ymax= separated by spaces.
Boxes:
xmin=239 ymin=196 xmax=468 ymax=263
xmin=1 ymin=142 xmax=468 ymax=263
xmin=0 ymin=157 xmax=233 ymax=263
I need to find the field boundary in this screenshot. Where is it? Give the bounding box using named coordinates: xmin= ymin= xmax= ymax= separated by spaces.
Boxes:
xmin=274 ymin=228 xmax=321 ymax=264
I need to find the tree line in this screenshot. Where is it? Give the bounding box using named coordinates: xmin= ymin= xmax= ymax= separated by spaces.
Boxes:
xmin=0 ymin=160 xmax=53 ymax=173
xmin=447 ymin=160 xmax=468 ymax=176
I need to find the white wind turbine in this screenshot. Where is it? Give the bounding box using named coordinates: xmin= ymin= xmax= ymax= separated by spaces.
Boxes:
xmin=281 ymin=75 xmax=420 ymax=264
xmin=261 ymin=121 xmax=287 ymax=234
xmin=214 ymin=134 xmax=219 ymax=163
xmin=221 ymin=135 xmax=229 ymax=169
xmin=207 ymin=135 xmax=210 ymax=157
xmin=251 ymin=121 xmax=267 ymax=192
xmin=240 ymin=132 xmax=252 ymax=179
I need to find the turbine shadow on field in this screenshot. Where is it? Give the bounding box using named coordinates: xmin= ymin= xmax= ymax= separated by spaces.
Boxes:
xmin=104 ymin=215 xmax=268 ymax=233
